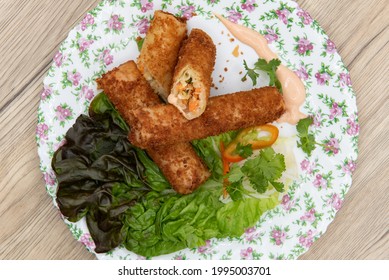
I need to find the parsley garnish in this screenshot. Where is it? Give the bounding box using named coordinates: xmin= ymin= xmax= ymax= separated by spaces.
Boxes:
xmin=242 ymin=58 xmax=283 ymax=93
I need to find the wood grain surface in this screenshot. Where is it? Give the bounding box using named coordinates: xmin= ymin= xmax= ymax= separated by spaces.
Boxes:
xmin=0 ymin=0 xmax=388 ymax=260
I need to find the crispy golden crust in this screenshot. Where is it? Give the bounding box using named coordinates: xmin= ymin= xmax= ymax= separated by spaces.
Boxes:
xmin=137 ymin=10 xmax=187 ymax=100
xmin=169 ymin=29 xmax=216 ymax=119
xmin=96 ymin=60 xmax=210 ymax=194
xmin=96 ymin=61 xmax=161 ymax=123
xmin=129 ymin=87 xmax=286 ymax=149
xmin=147 ymin=143 xmax=210 ymax=195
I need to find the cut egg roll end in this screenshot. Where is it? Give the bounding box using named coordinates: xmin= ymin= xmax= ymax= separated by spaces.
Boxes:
xmin=168 ymin=29 xmax=216 ymax=120
xmin=137 ymin=10 xmax=187 ymax=101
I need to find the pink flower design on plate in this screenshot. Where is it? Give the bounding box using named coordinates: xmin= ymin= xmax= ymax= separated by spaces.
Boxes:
xmin=36 ymin=123 xmax=49 ymax=141
xmin=342 ymin=160 xmax=356 ymax=174
xmin=315 ymin=72 xmax=330 ymax=85
xmin=108 ymin=15 xmax=123 ymax=31
xmin=281 ymin=194 xmax=290 ymax=205
xmin=326 ymin=39 xmax=337 ymax=54
xmin=297 ymin=38 xmax=314 ymax=55
xmin=44 ymin=170 xmax=56 ymax=186
xmin=228 ymin=10 xmax=242 ymax=23
xmin=313 ymin=174 xmax=327 ymax=189
xmin=271 ymin=229 xmax=287 ymax=245
xmin=197 ymin=240 xmax=212 ymax=254
xmin=300 ymin=208 xmax=316 ymax=223
xmin=41 ymin=85 xmax=52 ymax=101
xmin=295 ymin=66 xmax=309 ymax=80
xmin=346 ymin=116 xmax=360 ymax=136
xmin=81 ymin=85 xmax=95 ymax=100
xmin=276 ymin=9 xmax=290 ymax=25
xmin=80 ymin=233 xmax=95 ymax=249
xmin=329 ymin=193 xmax=343 ymax=210
xmin=68 ymin=71 xmax=82 ymax=86
xmin=329 ymin=102 xmax=342 ymax=120
xmin=54 ymin=139 xmax=67 ymax=151
xmin=180 ymin=5 xmax=196 ymax=20
xmin=245 ymin=227 xmax=256 ymax=234
xmin=78 ymin=37 xmax=94 ymax=52
xmin=299 ymin=230 xmax=314 ymax=248
xmin=136 ymin=18 xmax=150 ymax=35
xmin=240 ymin=247 xmax=253 ymax=260
xmin=296 ymin=9 xmax=313 ymax=25
xmin=140 ymin=0 xmax=153 ymax=13
xmin=325 ymin=138 xmax=340 ymax=154
xmin=313 ymin=112 xmax=322 ymax=127
xmin=53 ymin=51 xmax=64 ymax=67
xmin=264 ymin=29 xmax=278 ymax=44
xmin=241 ymin=0 xmax=256 ymax=13
xmin=81 ymin=14 xmax=94 ymax=31
xmin=244 ymin=227 xmax=260 ymax=242
xmin=56 ymin=105 xmax=72 ymax=121
xmin=339 ymin=73 xmax=352 ymax=87
xmin=281 ymin=194 xmax=294 ymax=211
xmin=100 ymin=49 xmax=114 ymax=66
xmin=300 ymin=159 xmax=314 ymax=174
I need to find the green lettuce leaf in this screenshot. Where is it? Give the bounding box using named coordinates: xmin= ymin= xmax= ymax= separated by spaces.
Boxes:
xmin=89 ymin=92 xmax=129 ymax=132
xmin=123 ymin=180 xmax=224 ymax=256
xmin=123 ymin=179 xmax=280 ymax=257
xmin=53 ymin=92 xmax=282 ymax=257
xmin=216 ymin=192 xmax=279 ymax=236
xmin=135 ymin=148 xmax=171 ymax=192
xmin=191 ymin=131 xmax=237 ymax=181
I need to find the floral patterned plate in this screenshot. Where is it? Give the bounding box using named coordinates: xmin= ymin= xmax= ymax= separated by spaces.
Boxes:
xmin=36 ymin=0 xmax=358 ymax=260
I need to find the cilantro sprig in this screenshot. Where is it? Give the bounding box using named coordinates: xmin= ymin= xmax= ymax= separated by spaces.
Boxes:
xmin=242 ymin=58 xmax=283 ymax=93
xmin=296 ymin=117 xmax=336 ymax=156
xmin=296 ymin=117 xmax=316 ymax=156
xmin=235 ymin=143 xmax=253 ymax=159
xmin=226 ymin=147 xmax=286 ymax=201
xmin=136 ymin=37 xmax=145 ymax=51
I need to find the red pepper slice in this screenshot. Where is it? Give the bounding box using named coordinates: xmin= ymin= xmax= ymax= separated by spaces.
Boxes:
xmin=223 ymin=124 xmax=279 ymax=163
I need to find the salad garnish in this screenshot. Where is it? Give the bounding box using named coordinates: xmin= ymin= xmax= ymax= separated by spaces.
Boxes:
xmin=242 ymin=58 xmax=283 ymax=93
xmin=296 ymin=117 xmax=337 ymax=156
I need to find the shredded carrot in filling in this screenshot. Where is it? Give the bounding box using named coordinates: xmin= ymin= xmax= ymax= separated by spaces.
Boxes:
xmin=176 ymin=78 xmax=201 ymax=112
xmin=188 ymin=98 xmax=199 ymax=112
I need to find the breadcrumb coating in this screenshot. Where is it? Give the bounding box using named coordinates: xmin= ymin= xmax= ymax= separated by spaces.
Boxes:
xmin=129 ymin=87 xmax=286 ymax=149
xmin=97 ymin=61 xmax=210 ymax=194
xmin=169 ymin=29 xmax=216 ymax=120
xmin=137 ymin=10 xmax=187 ymax=101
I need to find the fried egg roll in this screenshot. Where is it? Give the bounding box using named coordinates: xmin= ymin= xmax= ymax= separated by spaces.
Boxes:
xmin=129 ymin=87 xmax=286 ymax=149
xmin=97 ymin=61 xmax=161 ymax=122
xmin=137 ymin=10 xmax=187 ymax=101
xmin=97 ymin=61 xmax=210 ymax=194
xmin=168 ymin=29 xmax=216 ymax=120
